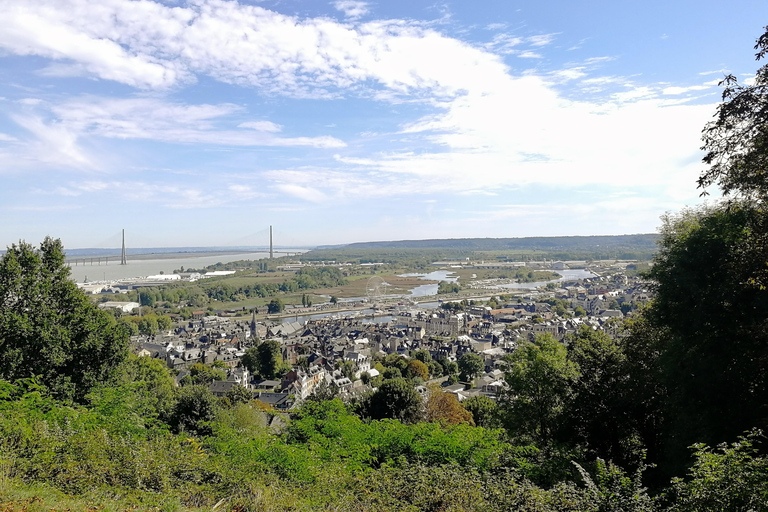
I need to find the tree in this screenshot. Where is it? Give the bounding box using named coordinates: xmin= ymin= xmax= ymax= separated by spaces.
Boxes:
xmin=256 ymin=339 xmax=282 ymax=379
xmin=359 ymin=378 xmax=422 ymax=423
xmin=457 ymin=353 xmax=484 ymax=382
xmin=698 ymin=26 xmax=768 ymax=199
xmin=189 ymin=362 xmax=226 ymax=385
xmin=424 ymin=384 xmax=473 ymax=425
xmin=500 ymin=334 xmax=578 ymax=443
xmin=171 ymin=384 xmax=219 ymax=436
xmin=0 ymin=237 xmax=129 ymax=402
xmin=112 ymin=353 xmax=178 ymax=422
xmin=412 ymin=349 xmax=432 ymax=364
xmin=267 ymin=298 xmax=284 ymax=314
xmin=645 ymin=203 xmax=768 ymax=474
xmin=564 ymin=325 xmax=643 ymax=468
xmin=462 ymin=395 xmax=499 ymax=429
xmin=225 ymin=384 xmax=253 ymax=407
xmin=404 ymin=359 xmax=429 ymax=381
xmin=240 ymin=346 xmax=260 ymax=374
xmin=330 ymin=295 xmax=338 ymax=304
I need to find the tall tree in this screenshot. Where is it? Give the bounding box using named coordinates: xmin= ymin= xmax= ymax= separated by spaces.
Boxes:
xmin=500 ymin=334 xmax=578 ymax=443
xmin=457 ymin=353 xmax=484 ymax=381
xmin=699 ymin=26 xmax=768 ymax=199
xmin=256 ymin=339 xmax=282 ymax=379
xmin=0 ymin=238 xmax=129 ymax=402
xmin=647 ymin=203 xmax=768 ymax=474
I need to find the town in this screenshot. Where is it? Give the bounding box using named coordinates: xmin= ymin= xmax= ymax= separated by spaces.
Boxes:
xmin=116 ymin=258 xmax=652 ymax=414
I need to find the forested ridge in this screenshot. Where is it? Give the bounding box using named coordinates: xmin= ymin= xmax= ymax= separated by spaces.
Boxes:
xmin=2 ymin=26 xmax=768 ymax=512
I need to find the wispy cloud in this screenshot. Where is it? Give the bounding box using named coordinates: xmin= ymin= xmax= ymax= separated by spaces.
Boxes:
xmin=333 ymin=0 xmax=369 ymax=19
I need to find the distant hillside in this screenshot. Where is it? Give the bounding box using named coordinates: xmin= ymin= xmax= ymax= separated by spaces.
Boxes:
xmin=322 ymin=234 xmax=658 ymax=252
xmin=308 ymin=234 xmax=659 ymax=264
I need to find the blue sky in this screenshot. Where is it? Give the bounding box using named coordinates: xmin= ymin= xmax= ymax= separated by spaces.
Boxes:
xmin=1 ymin=0 xmax=766 ymax=249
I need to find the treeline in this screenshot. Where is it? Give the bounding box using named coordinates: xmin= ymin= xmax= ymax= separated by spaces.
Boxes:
xmin=317 ymin=234 xmax=659 ymax=259
xmin=129 ymin=267 xmax=348 ymax=306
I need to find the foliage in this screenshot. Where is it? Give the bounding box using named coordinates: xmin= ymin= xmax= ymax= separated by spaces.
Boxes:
xmin=224 ymin=384 xmax=252 ymax=406
xmin=463 ymin=395 xmax=500 ymax=429
xmin=564 ymin=326 xmax=644 ymax=469
xmin=699 ymin=26 xmax=768 ymax=199
xmin=666 ymin=430 xmax=768 ymax=512
xmin=255 ymin=339 xmax=282 ymax=379
xmin=0 ymin=237 xmax=129 ymax=402
xmin=437 ymin=280 xmax=461 ymax=294
xmin=267 ymin=298 xmax=284 ymax=314
xmin=404 ymin=359 xmax=430 ymax=381
xmin=358 ymin=378 xmax=422 ymax=423
xmin=646 ymin=203 xmax=768 ymax=474
xmin=501 ymin=334 xmax=578 ymax=443
xmin=573 ymin=458 xmax=656 ymax=512
xmin=424 ymin=384 xmax=474 ymax=425
xmin=188 ymin=362 xmax=227 ymax=385
xmin=458 ymin=352 xmax=485 ymax=381
xmin=170 ymin=384 xmax=219 ymax=436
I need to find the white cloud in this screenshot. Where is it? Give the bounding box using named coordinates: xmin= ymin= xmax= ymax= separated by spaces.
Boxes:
xmin=0 ymin=133 xmax=17 ymax=142
xmin=0 ymin=0 xmax=722 ymax=210
xmin=662 ymin=84 xmax=712 ymax=95
xmin=39 ymin=96 xmax=344 ymax=150
xmin=239 ymin=121 xmax=283 ymax=132
xmin=333 ymin=0 xmax=369 ymax=19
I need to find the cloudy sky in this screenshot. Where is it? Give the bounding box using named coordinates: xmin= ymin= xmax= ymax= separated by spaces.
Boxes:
xmin=1 ymin=0 xmax=766 ymax=249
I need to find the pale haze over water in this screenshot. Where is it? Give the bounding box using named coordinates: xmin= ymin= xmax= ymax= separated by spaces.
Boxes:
xmin=67 ymin=252 xmax=272 ymax=283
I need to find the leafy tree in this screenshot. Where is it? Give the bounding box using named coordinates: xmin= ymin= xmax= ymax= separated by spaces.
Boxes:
xmin=424 ymin=384 xmax=473 ymax=425
xmin=462 ymin=395 xmax=499 ymax=429
xmin=457 ymin=353 xmax=484 ymax=381
xmin=138 ymin=316 xmax=158 ymax=335
xmin=330 ymin=295 xmax=338 ymax=304
xmin=256 ymin=339 xmax=282 ymax=379
xmin=667 ymin=430 xmax=768 ymax=512
xmin=170 ymin=384 xmax=219 ymax=436
xmin=698 ymin=26 xmax=768 ymax=199
xmin=501 ymin=334 xmax=578 ymax=443
xmin=646 ymin=203 xmax=768 ymax=474
xmin=404 ymin=359 xmax=429 ymax=381
xmin=359 ymin=378 xmax=422 ymax=423
xmin=0 ymin=237 xmax=129 ymax=402
xmin=442 ymin=360 xmax=459 ymax=376
xmin=225 ymin=384 xmax=253 ymax=407
xmin=240 ymin=346 xmax=260 ymax=374
xmin=267 ymin=298 xmax=284 ymax=314
xmin=412 ymin=349 xmax=432 ymax=364
xmin=189 ymin=362 xmax=226 ymax=385
xmin=112 ymin=353 xmax=177 ymax=422
xmin=382 ymin=367 xmax=402 ymax=380
xmin=564 ymin=325 xmax=643 ymax=468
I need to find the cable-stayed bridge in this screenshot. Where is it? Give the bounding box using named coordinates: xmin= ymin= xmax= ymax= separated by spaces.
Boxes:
xmin=65 ymin=226 xmax=303 ymax=267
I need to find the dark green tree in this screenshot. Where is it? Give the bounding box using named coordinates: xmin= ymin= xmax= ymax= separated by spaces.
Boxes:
xmin=359 ymin=378 xmax=422 ymax=423
xmin=646 ymin=203 xmax=768 ymax=474
xmin=457 ymin=353 xmax=484 ymax=381
xmin=267 ymin=298 xmax=284 ymax=314
xmin=462 ymin=395 xmax=499 ymax=428
xmin=698 ymin=26 xmax=768 ymax=199
xmin=0 ymin=238 xmax=129 ymax=402
xmin=564 ymin=325 xmax=643 ymax=468
xmin=225 ymin=384 xmax=253 ymax=406
xmin=256 ymin=339 xmax=282 ymax=379
xmin=170 ymin=384 xmax=219 ymax=436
